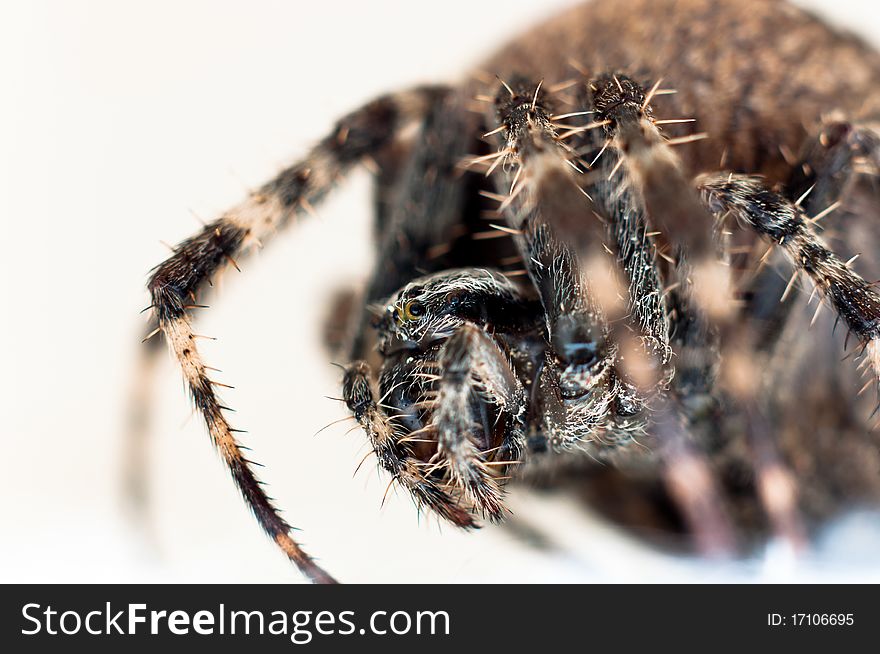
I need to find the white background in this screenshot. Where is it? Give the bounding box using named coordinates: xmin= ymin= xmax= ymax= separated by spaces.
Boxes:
xmin=3 ymin=0 xmax=880 ymax=583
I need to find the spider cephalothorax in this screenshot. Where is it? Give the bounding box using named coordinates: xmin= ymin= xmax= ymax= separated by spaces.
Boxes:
xmin=142 ymin=0 xmax=880 ymax=582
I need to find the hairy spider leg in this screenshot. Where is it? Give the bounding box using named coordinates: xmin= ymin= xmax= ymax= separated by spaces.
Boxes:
xmin=697 ymin=171 xmax=880 ymax=545
xmin=483 ymin=78 xmax=635 ymax=450
xmin=698 ymin=173 xmax=880 ymax=389
xmin=567 ymin=73 xmax=743 ymax=554
xmin=693 ymin=120 xmax=880 ymax=545
xmin=146 ymin=86 xmax=449 ymax=584
xmin=475 ymin=74 xmax=735 ymax=553
xmin=747 ymin=118 xmax=880 ymax=354
xmin=585 ymin=72 xmax=813 ymax=552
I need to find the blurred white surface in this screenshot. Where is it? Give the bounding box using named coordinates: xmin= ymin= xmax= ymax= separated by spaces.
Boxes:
xmin=2 ymin=0 xmax=880 ymax=583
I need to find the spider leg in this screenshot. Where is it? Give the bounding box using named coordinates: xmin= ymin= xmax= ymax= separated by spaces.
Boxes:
xmin=582 ymin=73 xmax=811 ymax=550
xmin=746 ymin=119 xmax=880 ymax=352
xmin=587 ymin=73 xmax=734 ymax=321
xmin=587 ymin=156 xmax=672 ymax=361
xmin=698 ymin=171 xmax=880 ymax=545
xmin=432 ymin=323 xmax=527 ymax=521
xmin=146 ymin=86 xmax=448 ymax=583
xmin=485 ymin=78 xmax=623 ymax=426
xmin=482 ymin=76 xmax=735 ymax=552
xmin=486 ymin=77 xmax=668 ymax=414
xmin=716 ymin=121 xmax=880 ymax=541
xmin=698 ymin=172 xmax=880 ymax=387
xmin=342 ymin=361 xmax=476 ymax=527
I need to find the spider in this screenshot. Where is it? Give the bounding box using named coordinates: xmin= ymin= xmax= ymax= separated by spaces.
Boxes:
xmin=143 ymin=0 xmax=880 ymax=583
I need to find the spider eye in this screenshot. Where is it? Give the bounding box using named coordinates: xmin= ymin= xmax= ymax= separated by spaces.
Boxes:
xmin=445 ymin=290 xmax=464 ymax=306
xmin=402 ymin=300 xmax=425 ymax=321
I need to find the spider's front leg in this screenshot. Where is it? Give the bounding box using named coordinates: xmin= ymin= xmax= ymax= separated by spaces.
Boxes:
xmin=146 ymin=86 xmax=448 ymax=583
xmin=585 ymin=73 xmax=736 ymax=323
xmin=483 ymin=79 xmax=632 ymax=439
xmin=474 ymin=75 xmax=737 ymax=552
xmin=580 ymin=73 xmax=816 ymax=550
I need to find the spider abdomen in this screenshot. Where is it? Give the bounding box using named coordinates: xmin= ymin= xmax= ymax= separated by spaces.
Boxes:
xmin=476 ymin=0 xmax=880 ymax=181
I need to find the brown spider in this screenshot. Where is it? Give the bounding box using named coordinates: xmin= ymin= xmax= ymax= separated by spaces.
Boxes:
xmin=143 ymin=0 xmax=880 ymax=582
